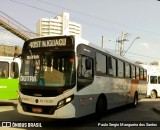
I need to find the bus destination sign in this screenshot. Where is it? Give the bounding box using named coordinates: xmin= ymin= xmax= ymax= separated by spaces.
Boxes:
xmin=29 ymin=38 xmax=67 ymax=48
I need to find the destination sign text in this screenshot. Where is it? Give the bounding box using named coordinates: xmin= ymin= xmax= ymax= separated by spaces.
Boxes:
xmin=29 ymin=38 xmax=66 ymax=48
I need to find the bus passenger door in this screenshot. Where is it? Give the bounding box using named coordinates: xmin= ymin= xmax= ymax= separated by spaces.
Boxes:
xmin=77 ymin=56 xmax=94 ymax=90
xmin=76 ymin=55 xmax=95 ymax=117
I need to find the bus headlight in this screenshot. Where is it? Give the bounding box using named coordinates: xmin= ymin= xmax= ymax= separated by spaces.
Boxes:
xmin=66 ymin=97 xmax=72 ymax=103
xmin=57 ymin=95 xmax=74 ymax=109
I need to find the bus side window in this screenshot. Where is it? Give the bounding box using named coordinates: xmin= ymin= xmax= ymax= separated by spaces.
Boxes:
xmin=140 ymin=68 xmax=143 ymax=80
xmin=117 ymin=60 xmax=124 ymax=78
xmin=131 ymin=65 xmax=135 ymax=79
xmin=11 ymin=62 xmax=19 ymax=78
xmin=79 ymin=56 xmax=93 ymax=78
xmin=158 ymin=76 xmax=160 ymax=84
xmin=150 ymin=76 xmax=157 ymax=84
xmin=0 ymin=62 xmax=9 ymax=78
xmin=108 ymin=57 xmax=116 ymax=77
xmin=77 ymin=55 xmax=94 ymax=90
xmin=96 ymin=53 xmax=106 ymax=76
xmin=144 ymin=70 xmax=147 ymax=81
xmin=136 ymin=67 xmax=140 ymax=79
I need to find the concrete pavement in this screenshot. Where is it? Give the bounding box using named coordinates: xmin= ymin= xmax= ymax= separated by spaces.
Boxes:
xmin=1 ymin=99 xmax=160 ymax=115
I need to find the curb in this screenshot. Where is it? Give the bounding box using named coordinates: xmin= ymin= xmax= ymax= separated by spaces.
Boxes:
xmin=0 ymin=100 xmax=17 ymax=106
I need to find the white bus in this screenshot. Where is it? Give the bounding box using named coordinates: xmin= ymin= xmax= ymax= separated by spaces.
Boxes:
xmin=17 ymin=35 xmax=147 ymax=119
xmin=0 ymin=56 xmax=21 ymax=100
xmin=147 ymin=74 xmax=160 ymax=98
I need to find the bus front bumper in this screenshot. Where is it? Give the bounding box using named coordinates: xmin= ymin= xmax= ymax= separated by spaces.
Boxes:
xmin=17 ymin=99 xmax=76 ymax=119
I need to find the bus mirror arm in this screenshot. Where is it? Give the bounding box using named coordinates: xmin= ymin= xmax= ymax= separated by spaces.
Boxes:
xmin=13 ymin=54 xmax=22 ymax=73
xmin=13 ymin=54 xmax=22 ymax=60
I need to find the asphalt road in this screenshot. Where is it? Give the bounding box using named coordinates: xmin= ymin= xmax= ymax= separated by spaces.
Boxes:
xmin=0 ymin=98 xmax=160 ymax=130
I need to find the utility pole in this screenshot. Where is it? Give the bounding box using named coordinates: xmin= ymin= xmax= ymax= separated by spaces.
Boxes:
xmin=101 ymin=35 xmax=104 ymax=48
xmin=117 ymin=32 xmax=128 ymax=56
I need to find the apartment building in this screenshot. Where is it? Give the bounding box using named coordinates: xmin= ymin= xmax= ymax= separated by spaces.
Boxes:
xmin=36 ymin=12 xmax=81 ymax=36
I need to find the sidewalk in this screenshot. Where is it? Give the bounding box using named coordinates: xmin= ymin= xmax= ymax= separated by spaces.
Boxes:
xmin=0 ymin=100 xmax=17 ymax=106
xmin=153 ymin=104 xmax=160 ymax=114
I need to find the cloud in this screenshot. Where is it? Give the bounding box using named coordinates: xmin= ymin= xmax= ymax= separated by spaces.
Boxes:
xmin=141 ymin=42 xmax=149 ymax=48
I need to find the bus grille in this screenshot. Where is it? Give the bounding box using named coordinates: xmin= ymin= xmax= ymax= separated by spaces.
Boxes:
xmin=21 ymin=103 xmax=56 ymax=115
xmin=20 ymin=88 xmax=60 ymax=97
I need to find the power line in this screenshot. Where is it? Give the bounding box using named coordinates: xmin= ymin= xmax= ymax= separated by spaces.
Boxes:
xmin=4 ymin=0 xmax=160 ymax=62
xmin=126 ymin=51 xmax=160 ymax=60
xmin=107 ymin=48 xmax=160 ymax=61
xmin=8 ymin=0 xmax=120 ymax=33
xmin=8 ymin=0 xmax=57 ymax=15
xmin=35 ymin=0 xmax=160 ymax=37
xmin=8 ymin=0 xmax=160 ymax=38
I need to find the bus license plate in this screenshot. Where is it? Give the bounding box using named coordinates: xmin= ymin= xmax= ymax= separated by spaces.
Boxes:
xmin=32 ymin=108 xmax=42 ymax=113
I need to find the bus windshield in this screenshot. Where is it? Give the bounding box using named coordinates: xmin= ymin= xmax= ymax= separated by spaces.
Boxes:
xmin=20 ymin=51 xmax=76 ymax=88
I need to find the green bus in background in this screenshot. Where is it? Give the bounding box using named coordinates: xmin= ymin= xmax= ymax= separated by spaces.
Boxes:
xmin=0 ymin=56 xmax=21 ymax=100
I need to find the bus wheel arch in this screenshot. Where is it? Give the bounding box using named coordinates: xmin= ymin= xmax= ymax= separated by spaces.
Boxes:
xmin=150 ymin=90 xmax=157 ymax=99
xmin=94 ymin=94 xmax=107 ymax=120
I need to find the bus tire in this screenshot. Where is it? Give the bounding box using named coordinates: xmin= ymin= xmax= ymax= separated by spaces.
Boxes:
xmin=132 ymin=92 xmax=138 ymax=108
xmin=94 ymin=96 xmax=107 ymax=120
xmin=150 ymin=90 xmax=157 ymax=99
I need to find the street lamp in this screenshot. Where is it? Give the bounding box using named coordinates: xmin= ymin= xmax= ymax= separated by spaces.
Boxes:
xmin=123 ymin=37 xmax=140 ymax=56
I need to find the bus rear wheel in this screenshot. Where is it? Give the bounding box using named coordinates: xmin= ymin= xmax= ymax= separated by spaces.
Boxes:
xmin=150 ymin=90 xmax=157 ymax=99
xmin=132 ymin=93 xmax=138 ymax=108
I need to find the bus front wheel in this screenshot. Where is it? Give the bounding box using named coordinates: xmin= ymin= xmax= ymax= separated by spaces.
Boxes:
xmin=150 ymin=90 xmax=157 ymax=99
xmin=94 ymin=96 xmax=107 ymax=120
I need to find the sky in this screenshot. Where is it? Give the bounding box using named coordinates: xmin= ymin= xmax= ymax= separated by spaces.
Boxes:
xmin=1 ymin=0 xmax=160 ymax=63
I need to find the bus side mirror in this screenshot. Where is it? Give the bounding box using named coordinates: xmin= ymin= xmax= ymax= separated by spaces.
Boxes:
xmin=85 ymin=59 xmax=91 ymax=70
xmin=13 ymin=54 xmax=22 ymax=60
